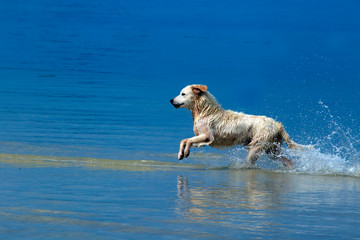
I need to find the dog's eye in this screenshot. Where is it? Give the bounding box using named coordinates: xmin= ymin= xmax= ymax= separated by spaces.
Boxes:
xmin=181 ymin=93 xmax=186 ymax=96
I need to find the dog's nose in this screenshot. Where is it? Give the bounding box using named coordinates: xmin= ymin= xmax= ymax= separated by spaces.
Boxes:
xmin=170 ymin=99 xmax=174 ymax=104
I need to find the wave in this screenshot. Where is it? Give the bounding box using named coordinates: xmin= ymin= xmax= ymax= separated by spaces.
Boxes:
xmin=0 ymin=153 xmax=202 ymax=172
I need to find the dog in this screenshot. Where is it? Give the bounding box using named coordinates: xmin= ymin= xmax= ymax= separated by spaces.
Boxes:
xmin=170 ymin=84 xmax=311 ymax=167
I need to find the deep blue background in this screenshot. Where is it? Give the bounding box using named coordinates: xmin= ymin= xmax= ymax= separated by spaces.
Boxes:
xmin=0 ymin=2 xmax=360 ymax=239
xmin=0 ymin=0 xmax=359 ymax=159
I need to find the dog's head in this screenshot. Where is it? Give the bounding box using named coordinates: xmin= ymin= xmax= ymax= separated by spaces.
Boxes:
xmin=170 ymin=85 xmax=208 ymax=109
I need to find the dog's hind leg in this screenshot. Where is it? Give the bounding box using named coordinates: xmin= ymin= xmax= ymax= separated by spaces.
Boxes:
xmin=270 ymin=154 xmax=293 ymax=168
xmin=267 ymin=145 xmax=293 ymax=168
xmin=246 ymin=145 xmax=263 ymax=167
xmin=278 ymin=156 xmax=293 ymax=168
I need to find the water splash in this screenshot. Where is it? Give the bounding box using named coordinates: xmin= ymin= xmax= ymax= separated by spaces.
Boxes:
xmin=286 ymin=148 xmax=360 ymax=176
xmin=315 ymin=101 xmax=360 ymax=162
xmin=226 ymin=101 xmax=360 ymax=177
xmin=288 ymin=101 xmax=360 ymax=176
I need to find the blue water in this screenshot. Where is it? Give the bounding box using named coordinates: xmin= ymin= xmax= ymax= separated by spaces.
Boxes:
xmin=1 ymin=0 xmax=360 ymax=239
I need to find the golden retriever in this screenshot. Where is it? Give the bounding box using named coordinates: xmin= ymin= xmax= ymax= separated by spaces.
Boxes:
xmin=170 ymin=84 xmax=311 ymax=167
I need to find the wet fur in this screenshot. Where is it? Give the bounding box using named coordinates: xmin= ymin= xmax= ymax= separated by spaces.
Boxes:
xmin=170 ymin=84 xmax=310 ymax=167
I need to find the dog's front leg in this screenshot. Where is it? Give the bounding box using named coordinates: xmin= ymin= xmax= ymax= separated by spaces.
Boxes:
xmin=178 ymin=138 xmax=189 ymax=160
xmin=182 ymin=134 xmax=209 ymax=159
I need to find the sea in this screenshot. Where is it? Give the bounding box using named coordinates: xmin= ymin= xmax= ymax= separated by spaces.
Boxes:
xmin=0 ymin=0 xmax=360 ymax=239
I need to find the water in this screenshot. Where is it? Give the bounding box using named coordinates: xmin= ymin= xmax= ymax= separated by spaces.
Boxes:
xmin=1 ymin=0 xmax=360 ymax=239
xmin=0 ymin=155 xmax=359 ymax=239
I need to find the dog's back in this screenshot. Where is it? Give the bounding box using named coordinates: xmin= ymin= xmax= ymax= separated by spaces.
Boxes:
xmin=205 ymin=110 xmax=283 ymax=148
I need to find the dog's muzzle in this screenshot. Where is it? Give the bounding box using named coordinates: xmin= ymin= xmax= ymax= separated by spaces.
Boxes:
xmin=170 ymin=99 xmax=184 ymax=108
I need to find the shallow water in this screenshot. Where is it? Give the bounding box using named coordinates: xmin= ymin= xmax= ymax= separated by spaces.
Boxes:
xmin=1 ymin=154 xmax=360 ymax=239
xmin=1 ymin=0 xmax=360 ymax=239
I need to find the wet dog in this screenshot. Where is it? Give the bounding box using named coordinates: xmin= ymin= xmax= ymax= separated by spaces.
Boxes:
xmin=170 ymin=84 xmax=311 ymax=167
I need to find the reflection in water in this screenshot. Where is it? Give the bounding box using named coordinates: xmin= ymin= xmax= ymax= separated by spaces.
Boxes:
xmin=176 ymin=171 xmax=290 ymax=231
xmin=176 ymin=170 xmax=360 ymax=237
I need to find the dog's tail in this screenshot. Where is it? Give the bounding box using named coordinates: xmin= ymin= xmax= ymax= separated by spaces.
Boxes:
xmin=281 ymin=127 xmax=313 ymax=150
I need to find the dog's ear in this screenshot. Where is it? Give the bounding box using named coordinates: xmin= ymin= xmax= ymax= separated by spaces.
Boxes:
xmin=191 ymin=85 xmax=208 ymax=95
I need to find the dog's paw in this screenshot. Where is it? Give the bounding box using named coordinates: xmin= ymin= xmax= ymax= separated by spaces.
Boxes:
xmin=184 ymin=149 xmax=190 ymax=158
xmin=178 ymin=152 xmax=184 ymax=160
